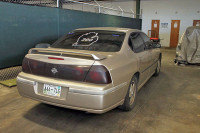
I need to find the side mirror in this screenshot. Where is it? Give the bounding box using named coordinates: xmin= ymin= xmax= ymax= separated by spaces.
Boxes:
xmin=35 ymin=43 xmax=50 ymax=48
xmin=150 ymin=38 xmax=160 ymax=43
xmin=144 ymin=42 xmax=152 ymax=49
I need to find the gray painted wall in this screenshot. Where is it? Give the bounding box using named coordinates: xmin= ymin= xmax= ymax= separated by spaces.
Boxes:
xmin=0 ymin=2 xmax=142 ymax=69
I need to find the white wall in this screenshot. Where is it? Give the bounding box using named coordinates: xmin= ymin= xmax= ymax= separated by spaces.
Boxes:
xmin=141 ymin=0 xmax=200 ymax=47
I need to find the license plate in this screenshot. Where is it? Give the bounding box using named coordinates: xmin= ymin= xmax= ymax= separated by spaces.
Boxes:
xmin=43 ymin=84 xmax=61 ymax=97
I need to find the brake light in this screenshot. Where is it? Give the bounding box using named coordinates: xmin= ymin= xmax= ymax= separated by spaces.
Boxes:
xmin=73 ymin=66 xmax=85 ymax=80
xmin=85 ymin=65 xmax=112 ymax=84
xmin=48 ymin=57 xmax=64 ymax=60
xmin=89 ymin=71 xmax=102 ymax=81
xmin=22 ymin=57 xmax=31 ymax=73
xmin=29 ymin=59 xmax=40 ymax=73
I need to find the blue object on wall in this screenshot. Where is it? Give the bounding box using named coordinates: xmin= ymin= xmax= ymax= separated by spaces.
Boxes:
xmin=0 ymin=2 xmax=142 ymax=69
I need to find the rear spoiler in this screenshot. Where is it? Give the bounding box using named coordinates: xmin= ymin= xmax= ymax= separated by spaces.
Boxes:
xmin=28 ymin=48 xmax=107 ymax=61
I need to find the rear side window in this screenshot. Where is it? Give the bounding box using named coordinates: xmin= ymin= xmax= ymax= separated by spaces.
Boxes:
xmin=140 ymin=32 xmax=150 ymax=43
xmin=129 ymin=33 xmax=145 ymax=53
xmin=51 ymin=30 xmax=126 ymax=52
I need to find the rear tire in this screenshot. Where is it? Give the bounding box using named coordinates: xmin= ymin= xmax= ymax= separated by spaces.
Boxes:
xmin=154 ymin=59 xmax=161 ymax=76
xmin=119 ymin=76 xmax=137 ymax=111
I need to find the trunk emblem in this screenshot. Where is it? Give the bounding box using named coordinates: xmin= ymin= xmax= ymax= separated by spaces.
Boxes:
xmin=51 ymin=68 xmax=58 ymax=74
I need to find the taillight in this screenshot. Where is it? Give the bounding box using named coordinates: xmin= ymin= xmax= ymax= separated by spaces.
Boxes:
xmin=21 ymin=57 xmax=112 ymax=84
xmin=22 ymin=57 xmax=31 ymax=73
xmin=73 ymin=66 xmax=85 ymax=81
xmin=48 ymin=57 xmax=64 ymax=60
xmin=29 ymin=59 xmax=39 ymax=73
xmin=85 ymin=65 xmax=112 ymax=84
xmin=58 ymin=65 xmax=90 ymax=81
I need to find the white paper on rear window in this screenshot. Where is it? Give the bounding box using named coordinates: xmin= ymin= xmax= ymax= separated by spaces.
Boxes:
xmin=72 ymin=32 xmax=99 ymax=46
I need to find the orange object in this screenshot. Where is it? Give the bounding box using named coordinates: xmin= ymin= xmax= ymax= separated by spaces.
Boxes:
xmin=150 ymin=38 xmax=159 ymax=40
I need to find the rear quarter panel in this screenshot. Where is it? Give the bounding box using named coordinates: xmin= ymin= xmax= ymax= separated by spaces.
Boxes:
xmin=94 ymin=43 xmax=138 ymax=99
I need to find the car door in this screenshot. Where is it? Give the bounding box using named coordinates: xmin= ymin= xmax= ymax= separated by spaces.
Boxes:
xmin=129 ymin=32 xmax=152 ymax=88
xmin=140 ymin=32 xmax=156 ymax=75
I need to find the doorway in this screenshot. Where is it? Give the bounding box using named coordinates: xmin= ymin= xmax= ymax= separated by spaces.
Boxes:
xmin=193 ymin=20 xmax=200 ymax=26
xmin=170 ymin=20 xmax=180 ymax=48
xmin=151 ymin=20 xmax=160 ymax=38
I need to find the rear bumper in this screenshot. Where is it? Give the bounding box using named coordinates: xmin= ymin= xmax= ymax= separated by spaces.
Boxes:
xmin=17 ymin=72 xmax=128 ymax=113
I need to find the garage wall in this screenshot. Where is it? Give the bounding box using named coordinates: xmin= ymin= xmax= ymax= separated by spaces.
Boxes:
xmin=141 ymin=0 xmax=200 ymax=47
xmin=0 ymin=2 xmax=142 ymax=69
xmin=0 ymin=2 xmax=59 ymax=69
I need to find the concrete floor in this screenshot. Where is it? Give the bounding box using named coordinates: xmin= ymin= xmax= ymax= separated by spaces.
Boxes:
xmin=0 ymin=49 xmax=200 ymax=133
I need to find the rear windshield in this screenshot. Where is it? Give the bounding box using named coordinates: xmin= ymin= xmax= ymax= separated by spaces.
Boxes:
xmin=51 ymin=30 xmax=126 ymax=52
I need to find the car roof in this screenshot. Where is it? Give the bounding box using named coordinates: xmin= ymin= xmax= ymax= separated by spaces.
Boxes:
xmin=75 ymin=27 xmax=140 ymax=33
